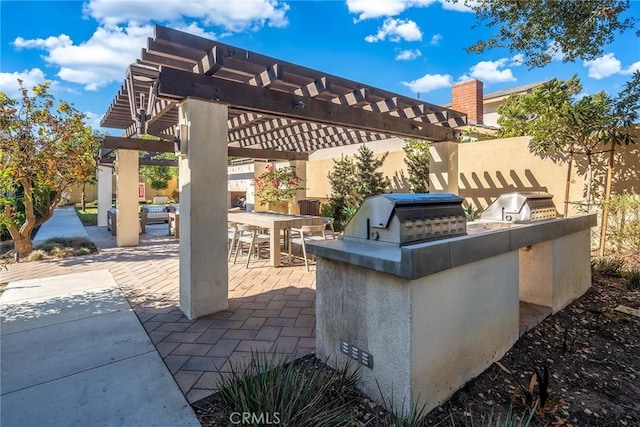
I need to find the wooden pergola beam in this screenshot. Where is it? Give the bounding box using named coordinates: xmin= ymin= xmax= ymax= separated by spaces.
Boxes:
xmin=248 ymin=63 xmax=283 ymax=87
xmin=147 ymin=99 xmax=177 ymax=126
xmin=228 ymin=146 xmax=308 ymax=161
xmin=100 ymin=157 xmax=178 ymax=167
xmin=102 ymin=136 xmax=177 ymax=153
xmin=193 ymin=45 xmax=223 ymax=75
xmin=157 ymin=67 xmax=455 ymax=141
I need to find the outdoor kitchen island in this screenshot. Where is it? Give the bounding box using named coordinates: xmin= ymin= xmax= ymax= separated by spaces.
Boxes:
xmin=306 ymin=194 xmax=597 ymax=415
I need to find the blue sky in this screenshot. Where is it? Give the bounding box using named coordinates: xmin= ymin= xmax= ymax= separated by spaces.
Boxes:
xmin=1 ymin=0 xmax=639 ymax=133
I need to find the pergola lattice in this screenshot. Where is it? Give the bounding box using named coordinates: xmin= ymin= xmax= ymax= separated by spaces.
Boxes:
xmin=100 ymin=25 xmax=466 ymax=158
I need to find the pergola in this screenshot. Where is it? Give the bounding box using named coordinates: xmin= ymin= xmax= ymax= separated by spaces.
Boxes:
xmin=100 ymin=25 xmax=466 ymax=318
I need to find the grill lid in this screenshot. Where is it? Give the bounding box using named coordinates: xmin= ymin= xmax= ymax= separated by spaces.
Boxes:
xmin=480 ymin=192 xmax=557 ymax=223
xmin=344 ymin=193 xmax=467 ymax=245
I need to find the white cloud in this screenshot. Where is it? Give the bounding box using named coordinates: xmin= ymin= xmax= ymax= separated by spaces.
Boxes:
xmin=347 ymin=0 xmax=472 ymax=20
xmin=429 ymin=33 xmax=442 ymax=46
xmin=401 ymin=73 xmax=452 ymax=93
xmin=13 ymin=35 xmax=73 ymax=50
xmin=365 ymin=18 xmax=422 ymax=43
xmin=510 ymin=53 xmax=524 ymax=66
xmin=83 ymin=111 xmax=105 ymax=130
xmin=440 ymin=0 xmax=478 ymax=12
xmin=546 ymin=41 xmax=565 ymax=62
xmin=13 ymin=25 xmax=152 ymax=91
xmin=459 ymin=58 xmax=516 ymax=83
xmin=395 ymin=49 xmax=422 ymax=60
xmin=583 ymin=53 xmax=621 ymax=79
xmin=173 ymin=22 xmax=219 ymax=40
xmin=0 ymin=69 xmax=48 ymax=98
xmin=83 ymin=0 xmax=289 ymax=31
xmin=621 ymin=60 xmax=640 ymax=75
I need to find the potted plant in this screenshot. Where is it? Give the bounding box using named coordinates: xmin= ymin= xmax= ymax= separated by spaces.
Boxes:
xmin=253 ymin=163 xmax=304 ymax=213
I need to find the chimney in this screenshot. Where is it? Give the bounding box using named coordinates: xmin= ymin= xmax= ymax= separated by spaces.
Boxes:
xmin=452 ymin=79 xmax=484 ymax=125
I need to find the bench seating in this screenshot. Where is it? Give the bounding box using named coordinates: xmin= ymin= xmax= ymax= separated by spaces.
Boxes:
xmin=140 ymin=205 xmax=170 ymax=223
xmin=108 ymin=204 xmax=179 ymax=235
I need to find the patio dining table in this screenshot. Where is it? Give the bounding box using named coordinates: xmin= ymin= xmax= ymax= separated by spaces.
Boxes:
xmin=228 ymin=211 xmax=324 ymax=267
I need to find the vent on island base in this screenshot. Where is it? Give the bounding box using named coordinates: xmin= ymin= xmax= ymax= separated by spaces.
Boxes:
xmin=343 ymin=193 xmax=467 ymax=245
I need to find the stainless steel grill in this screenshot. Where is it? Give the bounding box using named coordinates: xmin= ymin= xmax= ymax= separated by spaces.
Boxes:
xmin=480 ymin=192 xmax=557 ymax=223
xmin=344 ymin=193 xmax=467 ymax=245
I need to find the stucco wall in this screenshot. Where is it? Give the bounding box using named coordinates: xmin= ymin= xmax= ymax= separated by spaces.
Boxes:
xmin=431 ymin=136 xmax=640 ymax=217
xmin=306 ymin=138 xmax=410 ymax=200
xmin=458 ymin=136 xmax=584 ymax=214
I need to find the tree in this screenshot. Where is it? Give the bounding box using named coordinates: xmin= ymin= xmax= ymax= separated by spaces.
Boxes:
xmin=139 ymin=152 xmax=178 ymax=192
xmin=458 ymin=0 xmax=638 ymax=68
xmin=497 ymin=73 xmax=640 ymax=253
xmin=599 ymin=71 xmax=640 ymax=255
xmin=327 ymin=155 xmax=357 ymax=205
xmin=353 ymin=145 xmax=390 ymax=204
xmin=322 ymin=155 xmax=357 ymax=230
xmin=0 ymin=81 xmax=97 ymax=256
xmin=403 ymin=139 xmax=430 ymax=193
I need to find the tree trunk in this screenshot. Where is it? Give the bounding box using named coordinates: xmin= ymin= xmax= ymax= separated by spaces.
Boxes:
xmin=81 ymin=183 xmax=87 ymax=212
xmin=599 ymin=142 xmax=616 ymax=257
xmin=12 ymin=235 xmax=33 ymax=258
xmin=585 ymin=153 xmax=593 ymax=212
xmin=563 ymin=152 xmax=574 ymax=217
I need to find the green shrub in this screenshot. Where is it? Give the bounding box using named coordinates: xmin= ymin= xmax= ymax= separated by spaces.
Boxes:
xmin=51 ymin=246 xmax=69 ymax=258
xmin=73 ymin=247 xmax=92 ymax=256
xmin=26 ymin=250 xmax=46 ymax=262
xmin=33 ymin=236 xmax=96 ymax=260
xmin=626 ymin=267 xmax=640 ymax=289
xmin=216 ymin=352 xmax=359 ymax=427
xmin=463 ymin=204 xmax=483 ymax=221
xmin=591 ymin=256 xmax=625 ymax=277
xmin=376 ymin=381 xmax=428 ymax=427
xmin=459 ymin=405 xmax=536 ymax=427
xmin=604 ymin=192 xmax=640 ymax=254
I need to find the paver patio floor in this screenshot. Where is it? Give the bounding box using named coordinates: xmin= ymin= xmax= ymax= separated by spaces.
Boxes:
xmin=1 ymin=222 xmax=549 ymax=406
xmin=0 ymin=224 xmax=317 ymax=403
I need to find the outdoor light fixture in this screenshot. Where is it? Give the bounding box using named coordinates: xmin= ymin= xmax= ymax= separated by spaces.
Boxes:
xmin=125 ymin=63 xmax=160 ymax=136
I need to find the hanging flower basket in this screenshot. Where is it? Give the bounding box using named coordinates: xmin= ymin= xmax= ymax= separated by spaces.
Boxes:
xmin=253 ymin=164 xmax=304 ymax=205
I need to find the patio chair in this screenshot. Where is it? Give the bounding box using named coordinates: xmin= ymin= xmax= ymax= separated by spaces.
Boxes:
xmin=323 ymin=217 xmax=337 ymax=239
xmin=288 ymin=224 xmax=329 ymax=271
xmin=228 ymin=221 xmax=239 ymax=261
xmin=233 ymin=224 xmax=271 ymax=268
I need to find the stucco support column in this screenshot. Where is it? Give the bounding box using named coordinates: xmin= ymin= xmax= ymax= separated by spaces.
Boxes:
xmin=115 ymin=149 xmax=139 ymax=246
xmin=97 ymin=165 xmax=112 ymax=227
xmin=429 ymin=141 xmax=459 ymax=194
xmin=179 ymin=98 xmax=229 ymax=319
xmin=519 ymin=229 xmax=591 ymax=313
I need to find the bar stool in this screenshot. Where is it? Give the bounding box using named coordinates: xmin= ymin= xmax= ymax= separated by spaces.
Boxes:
xmin=233 ymin=224 xmax=270 ymax=268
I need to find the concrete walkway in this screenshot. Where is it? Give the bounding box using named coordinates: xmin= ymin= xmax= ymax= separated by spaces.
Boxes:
xmin=1 ymin=214 xmax=200 ymax=426
xmin=1 ymin=208 xmax=318 ymax=405
xmin=32 ymin=206 xmax=90 ymax=245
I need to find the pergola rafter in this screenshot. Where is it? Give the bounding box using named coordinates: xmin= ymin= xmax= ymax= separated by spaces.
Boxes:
xmin=100 ymin=25 xmax=465 ymax=158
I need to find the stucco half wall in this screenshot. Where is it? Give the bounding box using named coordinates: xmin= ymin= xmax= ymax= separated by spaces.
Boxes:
xmin=430 ymin=136 xmax=640 ymax=216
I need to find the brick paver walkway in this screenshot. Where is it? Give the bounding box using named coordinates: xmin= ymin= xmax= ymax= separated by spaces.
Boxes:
xmin=0 ymin=225 xmax=317 ymax=403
